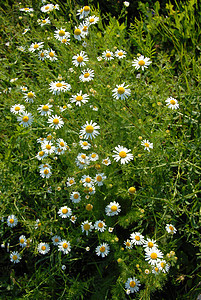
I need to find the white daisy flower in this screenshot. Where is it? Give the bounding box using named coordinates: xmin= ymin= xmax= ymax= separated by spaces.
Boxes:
xmin=97 ymin=56 xmax=103 ymax=61
xmin=70 ymin=215 xmax=77 ymax=223
xmin=22 ymin=28 xmax=29 ymax=35
xmin=20 ymin=86 xmax=28 ymax=92
xmin=54 ymin=28 xmax=70 ymax=41
xmin=165 ymin=97 xmax=179 ymax=109
xmin=70 ymin=192 xmax=81 ymax=203
xmin=19 ymin=235 xmax=27 ymax=248
xmin=86 ymin=185 xmax=96 ymax=195
xmin=59 ymin=105 xmax=67 ymax=112
xmin=29 ymin=42 xmax=44 ymax=52
xmin=38 ymin=50 xmax=48 ymax=60
xmin=94 ymin=173 xmax=106 ymax=186
xmin=41 ymin=4 xmax=54 ymax=12
xmin=10 ymin=78 xmax=18 ymax=83
xmin=39 ymin=167 xmax=52 ymax=178
xmin=49 ymin=81 xmax=71 ymax=95
xmin=165 ymin=224 xmax=177 ymax=234
xmin=18 ymin=46 xmax=26 ymax=52
xmin=66 ymin=177 xmax=76 ymax=187
xmin=75 ymin=159 xmax=89 ymax=169
xmin=82 ymin=6 xmax=90 ymax=17
xmin=112 ymin=145 xmax=133 ymax=164
xmin=58 ymin=206 xmax=72 ymax=218
xmin=124 ymin=239 xmax=133 ymax=249
xmin=132 ymin=55 xmax=152 ymax=71
xmin=124 ymin=1 xmax=130 ymax=7
xmin=53 ymin=4 xmax=59 ymax=10
xmin=79 ymin=120 xmax=100 ymax=139
xmin=143 ymin=238 xmax=158 ymax=251
xmin=20 ymin=7 xmax=34 ymax=13
xmin=87 ymin=15 xmax=99 ymax=25
xmin=145 ymin=248 xmax=164 ymax=265
xmin=38 ymin=242 xmax=50 ymax=255
xmin=10 ymin=104 xmax=25 ymax=114
xmin=70 ymin=90 xmax=89 ymax=106
xmin=37 ymin=103 xmax=53 ymax=116
xmin=39 ymin=17 xmax=51 ymax=26
xmin=35 ymin=219 xmax=41 ymax=229
xmin=81 ymin=220 xmax=93 ymax=235
xmin=141 ymin=140 xmax=153 ymax=152
xmin=152 ymin=266 xmax=160 ymax=275
xmin=56 ymin=138 xmax=67 ymax=150
xmin=58 ymin=240 xmax=71 ymax=254
xmin=76 ymin=7 xmax=84 ymax=19
xmin=130 ymin=232 xmax=145 ymax=245
xmin=36 ymin=150 xmax=48 ymax=160
xmin=7 ymin=215 xmax=18 ymax=227
xmin=72 ymin=51 xmax=89 ymax=67
xmin=39 ymin=163 xmax=52 ymax=171
xmin=10 ymin=251 xmax=21 ymax=263
xmin=41 ymin=141 xmax=55 ymax=155
xmin=102 ymin=157 xmax=111 ymax=166
xmin=80 ymin=22 xmax=89 ymax=37
xmin=23 ymin=91 xmax=36 ymax=103
xmin=77 ymin=153 xmax=89 ymax=165
xmin=89 ymin=153 xmax=99 ymax=161
xmin=17 ymin=111 xmax=33 ymax=127
xmin=95 ymin=243 xmax=110 ymax=258
xmin=52 ymin=235 xmax=61 ymax=246
xmin=79 ymin=140 xmax=91 ymax=150
xmin=158 ymin=260 xmax=170 ymax=273
xmin=105 ymin=201 xmax=121 ymax=216
xmin=94 ymin=220 xmax=107 ymax=232
xmin=102 ymin=50 xmax=114 ymax=61
xmin=90 ymin=105 xmax=98 ymax=111
xmin=74 ymin=27 xmax=82 ymax=41
xmin=112 ymin=83 xmax=131 ymax=100
xmin=46 ymin=49 xmax=58 ymax=61
xmin=125 ymin=277 xmax=141 ymax=293
xmin=81 ymin=175 xmax=94 ymax=187
xmin=114 ymin=49 xmax=127 ymax=59
xmin=47 ymin=115 xmax=64 ymax=129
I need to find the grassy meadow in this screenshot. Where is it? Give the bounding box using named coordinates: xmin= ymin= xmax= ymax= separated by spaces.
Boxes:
xmin=0 ymin=0 xmax=201 ymax=299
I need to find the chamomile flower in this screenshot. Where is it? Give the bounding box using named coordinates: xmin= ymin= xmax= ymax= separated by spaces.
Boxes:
xmin=81 ymin=175 xmax=94 ymax=187
xmin=158 ymin=260 xmax=170 ymax=273
xmin=70 ymin=90 xmax=89 ymax=106
xmin=115 ymin=49 xmax=127 ymax=59
xmin=41 ymin=141 xmax=55 ymax=155
xmin=128 ymin=187 xmax=136 ymax=194
xmin=125 ymin=277 xmax=141 ymax=293
xmin=81 ymin=220 xmax=93 ymax=235
xmin=58 ymin=206 xmax=72 ymax=218
xmin=47 ymin=115 xmax=64 ymax=129
xmin=165 ymin=224 xmax=177 ymax=234
xmin=143 ymin=238 xmax=158 ymax=251
xmin=165 ymin=97 xmax=179 ymax=109
xmin=20 ymin=7 xmax=34 ymax=13
xmin=10 ymin=251 xmax=21 ymax=263
xmin=41 ymin=4 xmax=54 ymax=12
xmin=112 ymin=145 xmax=133 ymax=164
xmin=20 ymin=86 xmax=28 ymax=92
xmin=49 ymin=81 xmax=71 ymax=95
xmin=95 ymin=243 xmax=110 ymax=258
xmin=124 ymin=239 xmax=133 ymax=249
xmin=90 ymin=105 xmax=98 ymax=111
xmin=89 ymin=153 xmax=99 ymax=161
xmin=70 ymin=192 xmax=81 ymax=203
xmin=56 ymin=138 xmax=67 ymax=150
xmin=52 ymin=235 xmax=61 ymax=246
xmin=7 ymin=215 xmax=18 ymax=227
xmin=102 ymin=157 xmax=111 ymax=166
xmin=130 ymin=232 xmax=145 ymax=245
xmin=72 ymin=51 xmax=89 ymax=67
xmin=58 ymin=240 xmax=71 ymax=254
xmin=46 ymin=49 xmax=58 ymax=61
xmin=38 ymin=50 xmax=48 ymax=60
xmin=29 ymin=42 xmax=44 ymax=52
xmin=10 ymin=78 xmax=18 ymax=83
xmin=38 ymin=242 xmax=50 ymax=255
xmin=87 ymin=15 xmax=99 ymax=25
xmin=82 ymin=6 xmax=90 ymax=17
xmin=37 ymin=103 xmax=53 ymax=116
xmin=19 ymin=235 xmax=27 ymax=248
xmin=105 ymin=201 xmax=121 ymax=216
xmin=132 ymin=55 xmax=152 ymax=71
xmin=79 ymin=140 xmax=91 ymax=150
xmin=141 ymin=140 xmax=153 ymax=152
xmin=35 ymin=219 xmax=41 ymax=229
xmin=70 ymin=215 xmax=77 ymax=223
xmin=39 ymin=17 xmax=51 ymax=26
xmin=10 ymin=104 xmax=25 ymax=114
xmin=39 ymin=167 xmax=52 ymax=178
xmin=66 ymin=177 xmax=76 ymax=187
xmin=80 ymin=120 xmax=100 ymax=139
xmin=102 ymin=50 xmax=114 ymax=61
xmin=74 ymin=27 xmax=82 ymax=41
xmin=75 ymin=159 xmax=89 ymax=169
xmin=94 ymin=220 xmax=107 ymax=232
xmin=152 ymin=266 xmax=160 ymax=275
xmin=77 ymin=153 xmax=89 ymax=165
xmin=23 ymin=91 xmax=36 ymax=103
xmin=22 ymin=28 xmax=29 ymax=35
xmin=17 ymin=111 xmax=33 ymax=127
xmin=79 ymin=22 xmax=89 ymax=37
xmin=145 ymin=248 xmax=164 ymax=265
xmin=112 ymin=83 xmax=131 ymax=100
xmin=61 ymin=37 xmax=70 ymax=45
xmin=54 ymin=28 xmax=70 ymax=42
xmin=94 ymin=173 xmax=106 ymax=186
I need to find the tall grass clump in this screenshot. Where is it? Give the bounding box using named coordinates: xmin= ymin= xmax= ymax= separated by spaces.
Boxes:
xmin=0 ymin=0 xmax=200 ymax=299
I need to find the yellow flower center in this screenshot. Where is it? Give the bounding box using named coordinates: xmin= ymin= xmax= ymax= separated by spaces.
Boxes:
xmin=138 ymin=60 xmax=145 ymax=66
xmin=86 ymin=204 xmax=93 ymax=211
xmin=161 ymin=262 xmax=165 ymax=268
xmin=85 ymin=125 xmax=94 ymax=133
xmin=69 ymin=179 xmax=74 ymax=184
xmin=9 ymin=219 xmax=14 ymax=224
xmin=76 ymin=95 xmax=83 ymax=101
xmin=15 ymin=106 xmax=20 ymax=111
xmin=62 ymin=208 xmax=68 ymax=214
xmin=44 ymin=169 xmax=49 ymax=175
xmin=84 ymin=6 xmax=90 ymax=11
xmin=42 ymin=20 xmax=47 ymax=23
xmin=135 ymin=236 xmax=140 ymax=241
xmin=53 ymin=118 xmax=59 ymax=125
xmin=45 ymin=6 xmax=50 ymax=10
xmin=88 ymin=187 xmax=93 ymax=192
xmin=144 ymin=143 xmax=149 ymax=147
xmin=106 ymin=53 xmax=111 ymax=58
xmin=126 ymin=242 xmax=131 ymax=247
xmin=117 ymin=87 xmax=125 ymax=94
xmin=46 ymin=145 xmax=51 ymax=150
xmin=12 ymin=255 xmax=18 ymax=260
xmin=24 ymin=8 xmax=29 ymax=11
xmin=71 ymin=216 xmax=76 ymax=221
xmin=129 ymin=281 xmax=136 ymax=288
xmin=73 ymin=193 xmax=79 ymax=199
xmin=41 ymin=246 xmax=46 ymax=250
xmin=83 ymin=142 xmax=88 ymax=146
xmin=128 ymin=187 xmax=136 ymax=194
xmin=85 ymin=177 xmax=91 ymax=183
xmin=83 ymin=26 xmax=88 ymax=32
xmin=63 ymin=105 xmax=67 ymax=109
xmin=103 ymin=159 xmax=108 ymax=164
xmin=155 ymin=267 xmax=159 ymax=272
xmin=81 ymin=154 xmax=86 ymax=159
xmin=100 ymin=246 xmax=105 ymax=253
xmin=170 ymin=99 xmax=176 ymax=105
xmin=62 ymin=39 xmax=67 ymax=43
xmin=119 ymin=151 xmax=127 ymax=158
xmin=98 ymin=222 xmax=103 ymax=228
xmin=74 ymin=29 xmax=81 ymax=35
xmin=111 ymin=205 xmax=117 ymax=212
xmin=150 ymin=252 xmax=158 ymax=260
xmin=148 ymin=242 xmax=154 ymax=248
xmin=33 ymin=44 xmax=39 ymax=49
xmin=39 ymin=151 xmax=44 ymax=157
xmin=77 ymin=56 xmax=83 ymax=63
xmin=49 ymin=52 xmax=54 ymax=57
xmin=42 ymin=105 xmax=49 ymax=111
xmin=20 ymin=239 xmax=24 ymax=243
xmin=54 ymin=238 xmax=59 ymax=242
xmin=96 ymin=175 xmax=102 ymax=182
xmin=28 ymin=92 xmax=34 ymax=98
xmin=91 ymin=154 xmax=96 ymax=158
xmin=40 ymin=52 xmax=44 ymax=57
xmin=84 ymin=72 xmax=90 ymax=78
xmin=47 ymin=135 xmax=52 ymax=140
xmin=169 ymin=225 xmax=174 ymax=231
xmin=63 ymin=243 xmax=68 ymax=249
xmin=89 ymin=18 xmax=94 ymax=23
xmin=83 ymin=224 xmax=90 ymax=230
xmin=118 ymin=52 xmax=123 ymax=56
xmin=56 ymin=82 xmax=63 ymax=87
xmin=60 ymin=142 xmax=65 ymax=147
xmin=59 ymin=30 xmax=65 ymax=36
xmin=22 ymin=116 xmax=29 ymax=122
